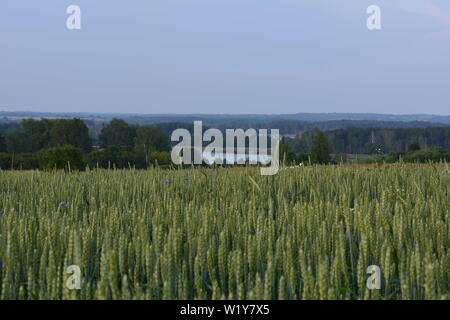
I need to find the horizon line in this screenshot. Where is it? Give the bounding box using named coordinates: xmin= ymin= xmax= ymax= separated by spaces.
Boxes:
xmin=1 ymin=110 xmax=449 ymax=117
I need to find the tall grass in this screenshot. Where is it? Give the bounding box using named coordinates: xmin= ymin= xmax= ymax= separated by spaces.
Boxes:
xmin=0 ymin=164 xmax=448 ymax=299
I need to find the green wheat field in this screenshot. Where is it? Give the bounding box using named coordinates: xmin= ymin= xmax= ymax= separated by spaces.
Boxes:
xmin=0 ymin=164 xmax=448 ymax=300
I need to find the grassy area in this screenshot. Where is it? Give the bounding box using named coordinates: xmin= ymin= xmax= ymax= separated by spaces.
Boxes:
xmin=0 ymin=164 xmax=448 ymax=299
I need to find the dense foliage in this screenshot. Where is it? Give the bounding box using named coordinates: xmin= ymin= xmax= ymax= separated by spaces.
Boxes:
xmin=0 ymin=119 xmax=171 ymax=170
xmin=38 ymin=145 xmax=85 ymax=171
xmin=364 ymin=147 xmax=450 ymax=164
xmin=98 ymin=119 xmax=137 ymax=150
xmin=1 ymin=118 xmax=449 ymax=170
xmin=285 ymin=127 xmax=450 ymax=154
xmin=0 ymin=153 xmax=37 ymax=170
xmin=4 ymin=118 xmax=91 ymax=153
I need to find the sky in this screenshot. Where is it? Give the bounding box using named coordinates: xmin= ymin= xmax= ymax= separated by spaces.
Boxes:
xmin=0 ymin=0 xmax=449 ymax=115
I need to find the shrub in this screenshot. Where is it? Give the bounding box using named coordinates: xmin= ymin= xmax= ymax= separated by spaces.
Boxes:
xmin=148 ymin=151 xmax=172 ymax=167
xmin=85 ymin=147 xmax=137 ymax=169
xmin=0 ymin=153 xmax=38 ymax=170
xmin=38 ymin=145 xmax=85 ymax=170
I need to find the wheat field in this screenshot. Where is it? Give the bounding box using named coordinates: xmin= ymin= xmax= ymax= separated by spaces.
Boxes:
xmin=0 ymin=164 xmax=448 ymax=300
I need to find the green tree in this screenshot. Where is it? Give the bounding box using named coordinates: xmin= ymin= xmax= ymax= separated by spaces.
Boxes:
xmin=279 ymin=138 xmax=297 ymax=164
xmin=5 ymin=119 xmax=54 ymax=153
xmin=311 ymin=131 xmax=330 ymax=164
xmin=134 ymin=125 xmax=170 ymax=156
xmin=4 ymin=131 xmax=28 ymax=153
xmin=22 ymin=119 xmax=54 ymax=152
xmin=98 ymin=118 xmax=136 ymax=150
xmin=50 ymin=119 xmax=92 ymax=152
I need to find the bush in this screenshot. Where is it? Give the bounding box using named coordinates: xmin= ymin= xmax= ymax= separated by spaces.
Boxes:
xmin=362 ymin=147 xmax=450 ymax=164
xmin=402 ymin=147 xmax=450 ymax=163
xmin=38 ymin=145 xmax=85 ymax=171
xmin=85 ymin=147 xmax=138 ymax=169
xmin=148 ymin=151 xmax=172 ymax=167
xmin=0 ymin=153 xmax=38 ymax=170
xmin=296 ymin=152 xmax=312 ymax=164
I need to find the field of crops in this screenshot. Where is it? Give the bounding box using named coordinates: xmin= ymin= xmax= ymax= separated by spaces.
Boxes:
xmin=0 ymin=164 xmax=448 ymax=300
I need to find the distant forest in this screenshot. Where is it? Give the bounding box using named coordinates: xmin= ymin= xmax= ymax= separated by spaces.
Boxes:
xmin=2 ymin=114 xmax=449 ymax=138
xmin=1 ymin=111 xmax=449 ymax=124
xmin=0 ymin=117 xmax=449 ymax=170
xmin=285 ymin=127 xmax=450 ymax=154
xmin=0 ymin=118 xmax=171 ymax=170
xmin=2 ymin=118 xmax=449 ymax=153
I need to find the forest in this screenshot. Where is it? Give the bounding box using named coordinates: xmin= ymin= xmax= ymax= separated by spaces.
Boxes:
xmin=0 ymin=118 xmax=449 ymax=170
xmin=284 ymin=127 xmax=450 ymax=154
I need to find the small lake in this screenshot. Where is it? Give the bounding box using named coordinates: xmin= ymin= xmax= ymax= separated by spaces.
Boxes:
xmin=202 ymin=152 xmax=272 ymax=164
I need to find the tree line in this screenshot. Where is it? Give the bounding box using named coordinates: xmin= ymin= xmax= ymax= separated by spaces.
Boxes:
xmin=284 ymin=127 xmax=450 ymax=154
xmin=0 ymin=118 xmax=449 ymax=170
xmin=0 ymin=118 xmax=171 ymax=170
xmin=281 ymin=127 xmax=450 ymax=164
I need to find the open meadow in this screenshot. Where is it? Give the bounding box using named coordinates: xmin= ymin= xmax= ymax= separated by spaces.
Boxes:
xmin=0 ymin=164 xmax=448 ymax=300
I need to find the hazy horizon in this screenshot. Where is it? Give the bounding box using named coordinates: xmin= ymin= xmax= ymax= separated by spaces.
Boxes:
xmin=1 ymin=110 xmax=449 ymax=116
xmin=1 ymin=0 xmax=449 ymax=115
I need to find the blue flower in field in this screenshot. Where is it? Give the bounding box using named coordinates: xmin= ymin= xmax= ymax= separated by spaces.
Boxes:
xmin=344 ymin=235 xmax=352 ymax=240
xmin=58 ymin=201 xmax=66 ymax=207
xmin=183 ymin=177 xmax=189 ymax=181
xmin=163 ymin=180 xmax=170 ymax=183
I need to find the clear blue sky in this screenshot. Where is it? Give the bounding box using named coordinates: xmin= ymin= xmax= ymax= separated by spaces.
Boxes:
xmin=0 ymin=0 xmax=449 ymax=115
